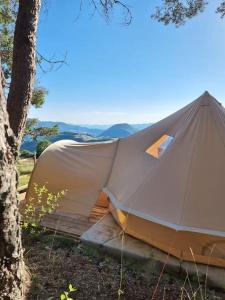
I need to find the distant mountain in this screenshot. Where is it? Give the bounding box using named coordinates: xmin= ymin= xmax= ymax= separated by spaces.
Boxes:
xmin=35 ymin=121 xmax=151 ymax=135
xmin=37 ymin=121 xmax=103 ymax=137
xmin=77 ymin=124 xmax=111 ymax=130
xmin=99 ymin=123 xmax=137 ymax=138
xmin=81 ymin=123 xmax=151 ymax=131
xmin=132 ymin=123 xmax=151 ymax=130
xmin=21 ymin=132 xmax=111 ymax=152
xmin=21 ymin=121 xmax=152 ymax=152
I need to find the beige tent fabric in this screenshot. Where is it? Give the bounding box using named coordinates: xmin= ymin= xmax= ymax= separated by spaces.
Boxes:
xmin=102 ymin=91 xmax=225 ymax=266
xmin=110 ymin=203 xmax=225 ymax=267
xmin=105 ymin=92 xmax=225 ymax=237
xmin=26 ymin=140 xmax=118 ymax=216
xmin=26 ymin=91 xmax=225 ymax=266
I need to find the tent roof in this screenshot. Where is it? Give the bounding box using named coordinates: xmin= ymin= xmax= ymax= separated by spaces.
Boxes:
xmin=105 ymin=91 xmax=225 ymax=237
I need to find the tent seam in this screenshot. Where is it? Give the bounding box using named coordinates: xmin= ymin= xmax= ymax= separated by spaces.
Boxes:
xmin=104 ymin=188 xmax=225 ymax=237
xmin=103 ymin=138 xmax=121 ymax=187
xmin=117 ymin=99 xmax=200 ymax=210
xmin=177 ymin=104 xmax=202 ymax=226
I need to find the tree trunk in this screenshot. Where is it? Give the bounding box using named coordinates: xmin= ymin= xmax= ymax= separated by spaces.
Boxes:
xmin=7 ymin=0 xmax=41 ymax=142
xmin=0 ymin=67 xmax=24 ymax=299
xmin=0 ymin=0 xmax=41 ymax=298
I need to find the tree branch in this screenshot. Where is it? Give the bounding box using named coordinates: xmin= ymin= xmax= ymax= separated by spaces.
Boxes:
xmin=152 ymin=0 xmax=207 ymax=26
xmin=216 ymin=1 xmax=225 ymax=18
xmin=36 ymin=50 xmax=68 ymax=73
xmin=81 ymin=0 xmax=132 ymax=25
xmin=7 ymin=0 xmax=41 ymax=142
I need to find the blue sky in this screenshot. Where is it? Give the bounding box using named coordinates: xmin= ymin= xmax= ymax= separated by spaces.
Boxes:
xmin=30 ymin=0 xmax=225 ymax=125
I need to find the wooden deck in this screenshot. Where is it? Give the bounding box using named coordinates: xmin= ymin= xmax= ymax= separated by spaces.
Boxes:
xmin=40 ymin=205 xmax=109 ymax=239
xmin=19 ymin=188 xmax=109 ymax=238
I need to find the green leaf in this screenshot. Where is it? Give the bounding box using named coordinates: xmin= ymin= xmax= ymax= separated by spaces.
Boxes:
xmin=60 ymin=293 xmax=66 ymax=300
xmin=64 ymin=291 xmax=69 ymax=297
xmin=118 ymin=289 xmax=124 ymax=296
xmin=68 ymin=284 xmax=77 ymax=292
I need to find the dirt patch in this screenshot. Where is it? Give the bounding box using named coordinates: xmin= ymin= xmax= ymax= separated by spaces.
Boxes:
xmin=23 ymin=230 xmax=225 ymax=300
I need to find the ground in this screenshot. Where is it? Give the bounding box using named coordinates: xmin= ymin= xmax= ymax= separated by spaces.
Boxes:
xmin=23 ymin=230 xmax=225 ymax=300
xmin=17 ymin=158 xmax=34 ymax=187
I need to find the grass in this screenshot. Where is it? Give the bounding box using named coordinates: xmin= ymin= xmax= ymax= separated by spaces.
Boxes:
xmin=19 ymin=174 xmax=31 ymax=187
xmin=22 ymin=229 xmax=225 ymax=300
xmin=17 ymin=158 xmax=34 ymax=175
xmin=17 ymin=158 xmax=34 ymax=188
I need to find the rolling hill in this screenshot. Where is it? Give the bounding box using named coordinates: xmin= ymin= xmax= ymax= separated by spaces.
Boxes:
xmin=21 ymin=132 xmax=110 ymax=152
xmin=21 ymin=122 xmax=151 ymax=152
xmin=99 ymin=123 xmax=137 ymax=138
xmin=37 ymin=121 xmax=103 ymax=136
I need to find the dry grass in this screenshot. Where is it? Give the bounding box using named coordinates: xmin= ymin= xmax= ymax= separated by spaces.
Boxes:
xmin=17 ymin=158 xmax=34 ymax=187
xmin=22 ymin=230 xmax=225 ymax=300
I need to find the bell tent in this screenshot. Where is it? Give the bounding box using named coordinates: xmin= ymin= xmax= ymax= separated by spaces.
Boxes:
xmin=26 ymin=91 xmax=225 ymax=267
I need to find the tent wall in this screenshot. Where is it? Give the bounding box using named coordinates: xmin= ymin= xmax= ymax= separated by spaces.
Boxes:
xmin=26 ymin=140 xmax=118 ymax=217
xmin=110 ymin=204 xmax=225 ymax=267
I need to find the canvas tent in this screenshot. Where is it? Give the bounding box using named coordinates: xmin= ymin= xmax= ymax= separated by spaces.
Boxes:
xmin=26 ymin=91 xmax=225 ymax=267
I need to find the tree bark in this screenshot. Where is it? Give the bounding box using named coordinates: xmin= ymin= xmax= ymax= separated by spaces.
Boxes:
xmin=7 ymin=0 xmax=41 ymax=142
xmin=0 ymin=63 xmax=24 ymax=299
xmin=0 ymin=0 xmax=41 ymax=298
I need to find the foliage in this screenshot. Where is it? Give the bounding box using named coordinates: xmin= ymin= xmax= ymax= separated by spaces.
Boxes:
xmin=24 ymin=118 xmax=58 ymax=157
xmin=36 ymin=140 xmax=51 ymax=158
xmin=152 ymin=0 xmax=225 ymax=26
xmin=25 ymin=118 xmax=59 ymax=142
xmin=22 ymin=183 xmax=66 ymax=229
xmin=0 ymin=0 xmax=48 ymax=107
xmin=60 ymin=284 xmax=77 ymax=300
xmin=20 ymin=149 xmax=34 ymax=158
xmin=25 ymin=118 xmax=39 ymax=130
xmin=0 ymin=0 xmax=17 ymax=82
xmin=31 ymin=86 xmax=48 ymax=108
xmin=34 ymin=126 xmax=58 ymax=141
xmin=217 ymin=1 xmax=225 ymax=18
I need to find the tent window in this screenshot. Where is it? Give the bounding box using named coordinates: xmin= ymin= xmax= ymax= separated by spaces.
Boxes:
xmin=145 ymin=135 xmax=174 ymax=159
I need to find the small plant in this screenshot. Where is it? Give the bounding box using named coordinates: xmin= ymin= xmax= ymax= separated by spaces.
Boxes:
xmin=22 ymin=183 xmax=66 ymax=229
xmin=60 ymin=284 xmax=77 ymax=300
xmin=36 ymin=139 xmax=52 ymax=158
xmin=20 ymin=149 xmax=34 ymax=159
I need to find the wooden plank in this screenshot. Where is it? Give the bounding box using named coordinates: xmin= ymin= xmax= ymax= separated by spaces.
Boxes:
xmin=40 ymin=204 xmax=109 ymax=237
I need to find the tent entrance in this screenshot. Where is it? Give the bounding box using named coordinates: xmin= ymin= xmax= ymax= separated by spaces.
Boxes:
xmin=89 ymin=191 xmax=110 ymax=221
xmin=95 ymin=191 xmax=109 ymax=209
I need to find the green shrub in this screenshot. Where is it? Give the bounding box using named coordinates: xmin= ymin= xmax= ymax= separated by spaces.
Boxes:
xmin=36 ymin=140 xmax=51 ymax=158
xmin=22 ymin=183 xmax=66 ymax=229
xmin=20 ymin=149 xmax=34 ymax=158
